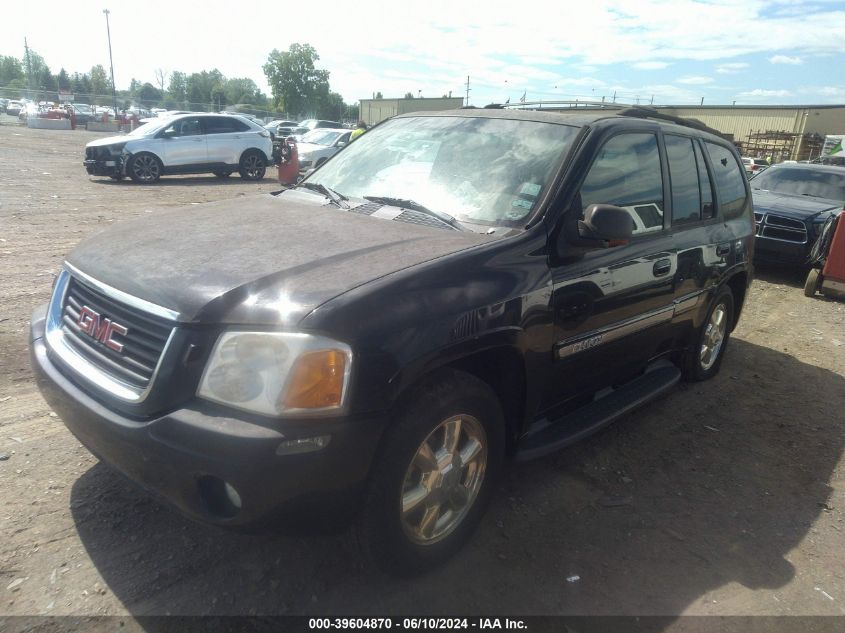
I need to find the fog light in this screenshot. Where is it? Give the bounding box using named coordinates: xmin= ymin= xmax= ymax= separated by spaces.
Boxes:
xmin=224 ymin=481 xmax=242 ymax=510
xmin=275 ymin=435 xmax=331 ymax=455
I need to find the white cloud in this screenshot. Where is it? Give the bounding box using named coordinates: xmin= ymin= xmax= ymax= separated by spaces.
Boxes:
xmin=677 ymin=76 xmax=714 ymax=85
xmin=769 ymin=55 xmax=803 ymax=65
xmin=633 ymin=61 xmax=671 ymax=70
xmin=818 ymin=86 xmax=845 ymax=97
xmin=716 ymin=62 xmax=750 ymax=74
xmin=738 ymin=89 xmax=793 ymax=98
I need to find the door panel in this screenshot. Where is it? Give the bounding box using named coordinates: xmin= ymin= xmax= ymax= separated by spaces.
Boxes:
xmin=544 ymin=131 xmax=676 ymax=411
xmin=159 ymin=117 xmax=208 ymax=167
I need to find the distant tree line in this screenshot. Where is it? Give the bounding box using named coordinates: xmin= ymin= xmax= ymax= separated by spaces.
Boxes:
xmin=1 ymin=42 xmax=360 ymax=121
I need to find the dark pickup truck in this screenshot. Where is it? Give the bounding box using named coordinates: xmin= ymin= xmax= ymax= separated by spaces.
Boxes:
xmin=31 ymin=107 xmax=754 ymax=574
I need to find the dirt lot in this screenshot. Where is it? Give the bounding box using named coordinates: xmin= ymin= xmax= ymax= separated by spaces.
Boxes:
xmin=1 ymin=122 xmax=844 ymax=624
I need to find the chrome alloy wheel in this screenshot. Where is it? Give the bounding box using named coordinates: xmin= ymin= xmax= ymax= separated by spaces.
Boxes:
xmin=131 ymin=154 xmax=160 ymax=182
xmin=700 ymin=303 xmax=727 ymax=371
xmin=400 ymin=414 xmax=487 ymax=545
xmin=242 ymin=154 xmax=264 ymax=179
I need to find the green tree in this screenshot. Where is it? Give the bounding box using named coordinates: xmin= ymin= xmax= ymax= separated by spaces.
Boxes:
xmin=90 ymin=65 xmax=110 ymax=103
xmin=224 ymin=77 xmax=262 ymax=106
xmin=56 ymin=68 xmax=71 ymax=92
xmin=263 ymin=43 xmax=330 ymax=117
xmin=186 ymin=69 xmax=224 ymax=109
xmin=0 ymin=55 xmax=24 ymax=85
xmin=138 ymin=82 xmax=162 ymax=107
xmin=375 ymin=91 xmax=383 ymax=99
xmin=404 ymin=92 xmax=414 ymax=99
xmin=167 ymin=71 xmax=187 ymax=105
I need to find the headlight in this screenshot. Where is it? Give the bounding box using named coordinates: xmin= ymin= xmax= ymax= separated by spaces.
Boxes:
xmin=197 ymin=331 xmax=352 ymax=417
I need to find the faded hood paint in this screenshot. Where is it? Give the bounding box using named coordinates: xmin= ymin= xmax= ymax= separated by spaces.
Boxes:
xmin=66 ymin=193 xmax=492 ymax=326
xmin=752 ymin=189 xmax=841 ymax=221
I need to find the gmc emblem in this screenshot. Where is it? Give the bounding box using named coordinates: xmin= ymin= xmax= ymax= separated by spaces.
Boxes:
xmin=77 ymin=306 xmax=128 ymax=352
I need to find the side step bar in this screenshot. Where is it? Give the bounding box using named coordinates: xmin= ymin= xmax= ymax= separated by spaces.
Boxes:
xmin=515 ymin=363 xmax=681 ymax=462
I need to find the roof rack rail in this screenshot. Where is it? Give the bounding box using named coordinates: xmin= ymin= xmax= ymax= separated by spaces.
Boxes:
xmin=617 ymin=106 xmax=725 ymax=138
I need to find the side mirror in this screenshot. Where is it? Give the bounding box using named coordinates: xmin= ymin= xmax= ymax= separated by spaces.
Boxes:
xmin=336 ymin=141 xmax=347 ymax=148
xmin=578 ymin=204 xmax=634 ymax=242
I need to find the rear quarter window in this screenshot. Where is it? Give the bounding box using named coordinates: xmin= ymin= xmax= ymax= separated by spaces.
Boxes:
xmin=704 ymin=142 xmax=747 ymax=219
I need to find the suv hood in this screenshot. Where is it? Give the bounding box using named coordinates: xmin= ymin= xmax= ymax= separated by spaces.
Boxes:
xmin=65 ymin=193 xmax=491 ymax=326
xmin=86 ymin=135 xmax=134 ymax=148
xmin=752 ymin=189 xmax=841 ymax=221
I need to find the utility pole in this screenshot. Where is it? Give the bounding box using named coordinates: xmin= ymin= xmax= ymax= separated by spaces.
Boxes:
xmin=612 ymin=90 xmax=617 ymax=103
xmin=24 ymin=38 xmax=33 ymax=98
xmin=103 ymin=9 xmax=118 ymax=115
xmin=700 ymin=96 xmax=704 ymax=106
xmin=464 ymin=75 xmax=471 ymax=107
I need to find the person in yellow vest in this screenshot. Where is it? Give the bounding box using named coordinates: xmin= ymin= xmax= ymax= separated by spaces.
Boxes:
xmin=350 ymin=121 xmax=368 ymax=141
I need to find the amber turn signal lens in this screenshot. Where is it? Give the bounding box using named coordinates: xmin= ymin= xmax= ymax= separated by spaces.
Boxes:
xmin=282 ymin=349 xmax=347 ymax=410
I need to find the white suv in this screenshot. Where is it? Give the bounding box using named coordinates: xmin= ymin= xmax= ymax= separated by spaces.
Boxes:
xmin=83 ymin=113 xmax=273 ymax=183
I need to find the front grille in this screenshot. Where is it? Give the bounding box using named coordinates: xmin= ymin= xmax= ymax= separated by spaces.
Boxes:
xmin=755 ymin=212 xmax=808 ymax=244
xmin=60 ymin=276 xmax=173 ymax=390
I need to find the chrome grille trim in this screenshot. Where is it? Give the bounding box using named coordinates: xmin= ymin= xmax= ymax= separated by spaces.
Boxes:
xmin=754 ymin=212 xmax=808 ymax=244
xmin=45 ymin=269 xmax=177 ymax=403
xmin=64 ymin=261 xmax=182 ymax=321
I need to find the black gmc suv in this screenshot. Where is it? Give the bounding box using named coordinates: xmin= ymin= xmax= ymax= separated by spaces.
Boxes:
xmin=30 ymin=107 xmax=754 ymax=573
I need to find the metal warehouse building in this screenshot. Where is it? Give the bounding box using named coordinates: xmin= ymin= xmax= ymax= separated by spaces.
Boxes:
xmin=655 ymin=104 xmax=845 ymax=161
xmin=359 ymin=97 xmax=465 ymax=126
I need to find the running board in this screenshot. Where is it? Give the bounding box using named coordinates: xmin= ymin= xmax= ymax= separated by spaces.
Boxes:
xmin=515 ymin=364 xmax=681 ymax=462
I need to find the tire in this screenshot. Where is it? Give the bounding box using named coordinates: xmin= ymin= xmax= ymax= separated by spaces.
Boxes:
xmin=127 ymin=152 xmax=162 ymax=183
xmin=213 ymin=170 xmax=232 ymax=179
xmin=238 ymin=150 xmax=266 ymax=181
xmin=804 ymin=268 xmax=821 ymax=298
xmin=682 ymin=287 xmax=734 ymax=382
xmin=355 ymin=369 xmax=505 ymax=575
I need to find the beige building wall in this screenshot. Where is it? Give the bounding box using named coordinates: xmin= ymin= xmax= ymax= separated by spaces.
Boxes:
xmin=359 ymin=97 xmax=464 ymax=126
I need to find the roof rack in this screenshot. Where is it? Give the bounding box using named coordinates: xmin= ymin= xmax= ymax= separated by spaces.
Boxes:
xmin=617 ymin=106 xmax=725 ymax=138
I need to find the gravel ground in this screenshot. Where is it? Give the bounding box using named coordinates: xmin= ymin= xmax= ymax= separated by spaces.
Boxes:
xmin=1 ymin=121 xmax=844 ymax=624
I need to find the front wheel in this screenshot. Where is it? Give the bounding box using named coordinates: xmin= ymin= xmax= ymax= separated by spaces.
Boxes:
xmin=355 ymin=369 xmax=504 ymax=575
xmin=683 ymin=287 xmax=734 ymax=381
xmin=804 ymin=268 xmax=822 ymax=298
xmin=238 ymin=150 xmax=266 ymax=181
xmin=127 ymin=152 xmax=162 ymax=183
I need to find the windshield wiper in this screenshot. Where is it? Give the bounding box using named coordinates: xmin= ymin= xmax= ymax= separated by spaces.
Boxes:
xmin=363 ymin=196 xmax=468 ymax=231
xmin=298 ymin=182 xmax=349 ymax=208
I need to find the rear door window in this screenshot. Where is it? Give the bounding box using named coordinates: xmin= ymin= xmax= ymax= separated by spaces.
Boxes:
xmin=580 ymin=133 xmax=664 ymax=235
xmin=665 ymin=134 xmax=700 ymax=224
xmin=694 ymin=141 xmax=715 ymax=219
xmin=704 ymin=142 xmax=747 ymax=218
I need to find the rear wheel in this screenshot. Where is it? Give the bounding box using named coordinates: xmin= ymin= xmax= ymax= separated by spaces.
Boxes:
xmin=238 ymin=150 xmax=266 ymax=181
xmin=803 ymin=268 xmax=822 ymax=298
xmin=355 ymin=370 xmax=504 ymax=575
xmin=127 ymin=152 xmax=162 ymax=183
xmin=683 ymin=287 xmax=734 ymax=382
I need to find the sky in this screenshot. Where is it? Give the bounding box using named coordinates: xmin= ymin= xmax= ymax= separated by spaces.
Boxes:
xmin=3 ymin=0 xmax=845 ymax=107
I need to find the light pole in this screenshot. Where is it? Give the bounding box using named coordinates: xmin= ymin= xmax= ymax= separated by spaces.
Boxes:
xmin=103 ymin=9 xmax=118 ymax=116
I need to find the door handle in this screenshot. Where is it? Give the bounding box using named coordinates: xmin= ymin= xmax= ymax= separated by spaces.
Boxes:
xmin=653 ymin=258 xmax=672 ymax=277
xmin=716 ymin=244 xmax=731 ymax=257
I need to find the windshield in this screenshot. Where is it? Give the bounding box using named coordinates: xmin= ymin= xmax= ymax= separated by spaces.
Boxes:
xmin=751 ymin=167 xmax=845 ymax=201
xmin=126 ymin=119 xmax=168 ymax=136
xmin=302 ymin=129 xmax=343 ymax=146
xmin=305 ymin=115 xmax=578 ymax=227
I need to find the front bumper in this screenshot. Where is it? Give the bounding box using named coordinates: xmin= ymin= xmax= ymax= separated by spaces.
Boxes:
xmin=83 ymin=157 xmax=123 ymax=177
xmin=30 ymin=305 xmax=385 ymax=528
xmin=753 ymin=235 xmax=812 ymax=266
